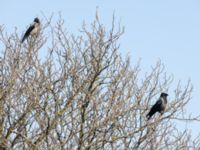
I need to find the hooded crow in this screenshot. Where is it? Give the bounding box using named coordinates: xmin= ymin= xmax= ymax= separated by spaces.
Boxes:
xmin=146 ymin=92 xmax=168 ymax=120
xmin=21 ymin=18 xmax=40 ymax=43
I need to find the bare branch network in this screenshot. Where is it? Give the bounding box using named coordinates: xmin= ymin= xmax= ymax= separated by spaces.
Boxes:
xmin=0 ymin=14 xmax=199 ymax=149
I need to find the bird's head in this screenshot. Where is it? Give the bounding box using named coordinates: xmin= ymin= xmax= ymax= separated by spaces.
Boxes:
xmin=161 ymin=92 xmax=168 ymax=97
xmin=34 ymin=18 xmax=40 ymax=24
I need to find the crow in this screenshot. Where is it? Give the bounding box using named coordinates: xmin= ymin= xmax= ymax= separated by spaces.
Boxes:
xmin=21 ymin=17 xmax=40 ymax=43
xmin=146 ymin=92 xmax=168 ymax=120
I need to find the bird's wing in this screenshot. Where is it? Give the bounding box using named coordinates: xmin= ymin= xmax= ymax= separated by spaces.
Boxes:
xmin=154 ymin=98 xmax=162 ymax=106
xmin=21 ymin=25 xmax=35 ymax=43
xmin=147 ymin=102 xmax=158 ymax=119
xmin=24 ymin=25 xmax=35 ymax=38
xmin=147 ymin=98 xmax=164 ymax=119
xmin=150 ymin=99 xmax=162 ymax=112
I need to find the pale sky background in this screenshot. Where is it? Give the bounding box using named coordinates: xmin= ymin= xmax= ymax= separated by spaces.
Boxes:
xmin=1 ymin=0 xmax=200 ymax=136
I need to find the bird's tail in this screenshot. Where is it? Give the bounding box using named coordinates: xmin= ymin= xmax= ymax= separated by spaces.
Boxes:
xmin=146 ymin=112 xmax=153 ymax=120
xmin=21 ymin=35 xmax=27 ymax=43
xmin=146 ymin=114 xmax=151 ymax=120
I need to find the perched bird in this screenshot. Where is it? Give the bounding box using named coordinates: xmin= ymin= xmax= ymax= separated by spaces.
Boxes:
xmin=146 ymin=92 xmax=168 ymax=120
xmin=21 ymin=18 xmax=40 ymax=43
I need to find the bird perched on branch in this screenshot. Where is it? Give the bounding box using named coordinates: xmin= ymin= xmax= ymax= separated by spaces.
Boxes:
xmin=21 ymin=17 xmax=40 ymax=43
xmin=146 ymin=92 xmax=168 ymax=120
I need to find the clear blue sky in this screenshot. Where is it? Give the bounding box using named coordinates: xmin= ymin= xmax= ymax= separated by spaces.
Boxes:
xmin=1 ymin=0 xmax=200 ymax=136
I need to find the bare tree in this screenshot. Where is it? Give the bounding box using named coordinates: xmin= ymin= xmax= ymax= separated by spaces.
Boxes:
xmin=0 ymin=14 xmax=200 ymax=150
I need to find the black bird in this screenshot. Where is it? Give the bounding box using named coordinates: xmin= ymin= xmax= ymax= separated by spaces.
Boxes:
xmin=146 ymin=92 xmax=168 ymax=120
xmin=21 ymin=18 xmax=40 ymax=43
